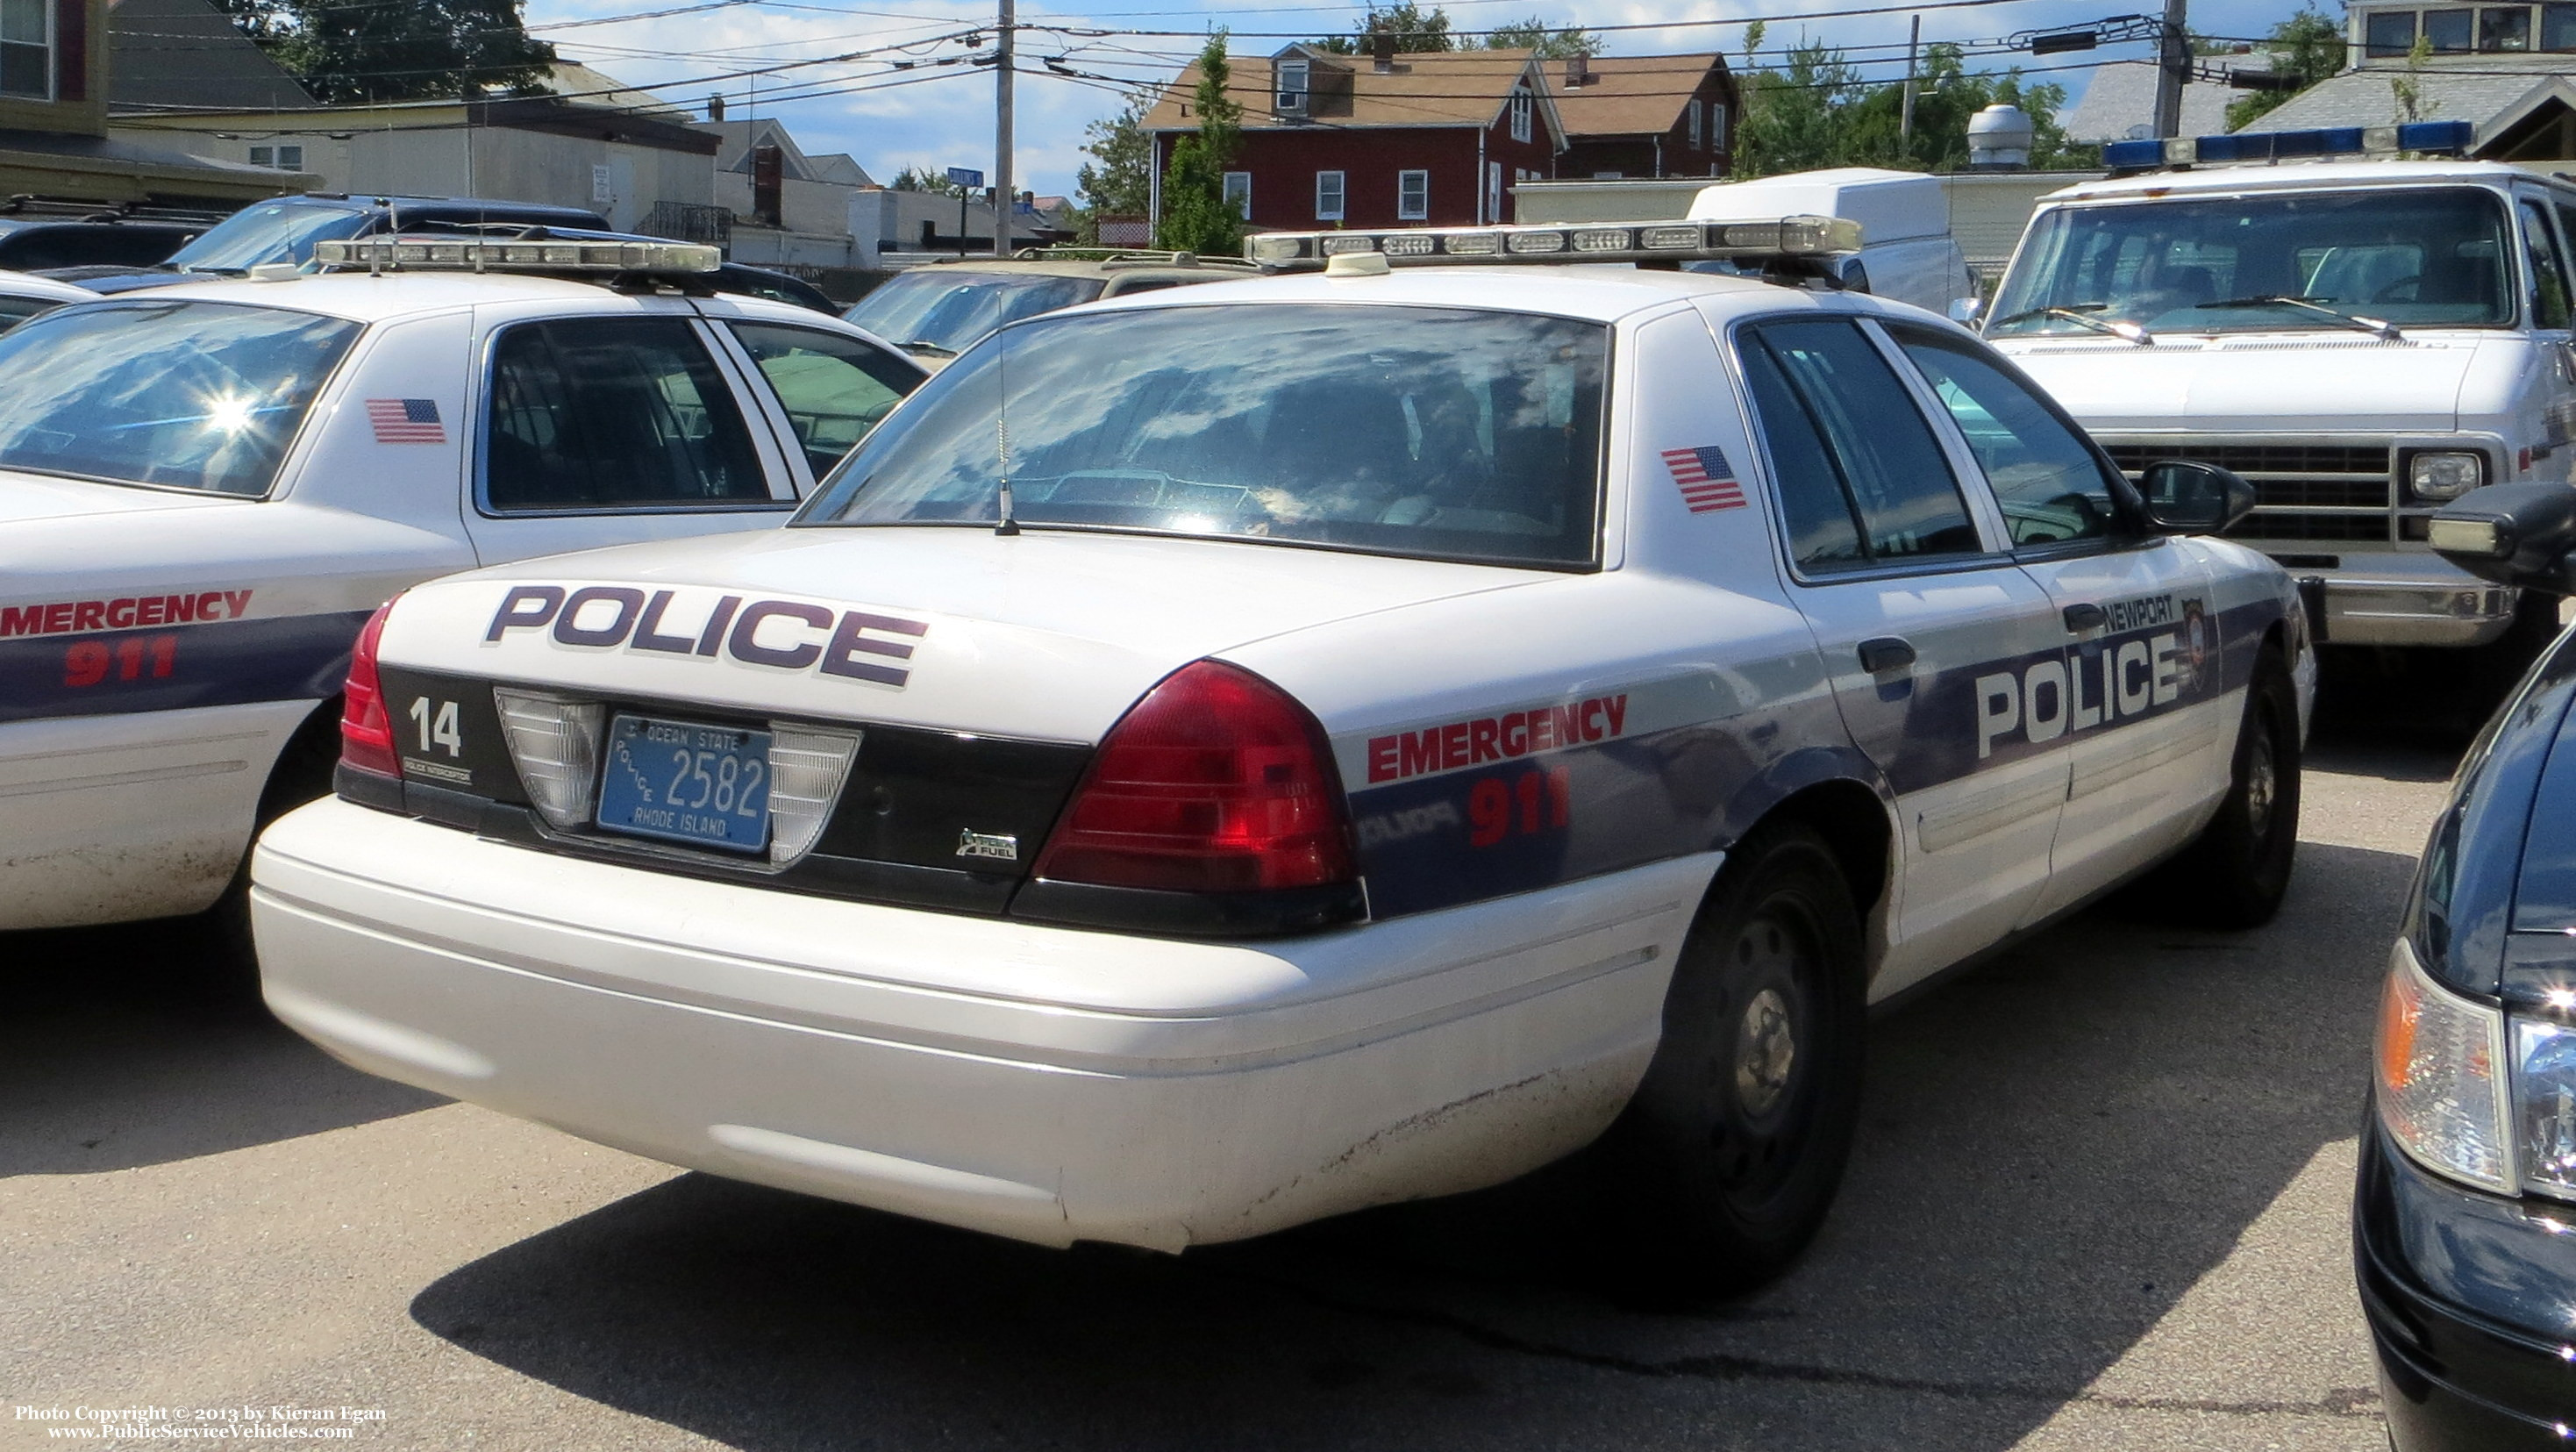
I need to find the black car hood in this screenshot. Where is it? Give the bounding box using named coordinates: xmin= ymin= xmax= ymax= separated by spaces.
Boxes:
xmin=2416 ymin=636 xmax=2576 ymax=1000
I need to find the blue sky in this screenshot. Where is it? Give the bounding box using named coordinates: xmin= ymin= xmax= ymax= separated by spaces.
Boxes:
xmin=522 ymin=0 xmax=2320 ymax=198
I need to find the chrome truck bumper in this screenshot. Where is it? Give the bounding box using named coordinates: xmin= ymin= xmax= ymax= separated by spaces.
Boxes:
xmin=2279 ymin=558 xmax=2517 ymax=649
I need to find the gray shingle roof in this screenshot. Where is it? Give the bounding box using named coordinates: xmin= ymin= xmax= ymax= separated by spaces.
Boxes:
xmin=2235 ymin=56 xmax=2573 ymax=133
xmin=2065 ymin=59 xmax=2252 ymax=142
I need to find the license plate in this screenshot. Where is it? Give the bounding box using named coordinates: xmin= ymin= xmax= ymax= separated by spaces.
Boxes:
xmin=596 ymin=715 xmax=772 ymax=854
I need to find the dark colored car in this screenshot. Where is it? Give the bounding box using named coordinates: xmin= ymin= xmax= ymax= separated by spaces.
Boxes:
xmin=712 ymin=261 xmax=837 ymax=314
xmin=0 ymin=214 xmax=202 ymax=269
xmin=41 ymin=194 xmax=610 ymax=293
xmin=2360 ymin=482 xmax=2576 ymax=1448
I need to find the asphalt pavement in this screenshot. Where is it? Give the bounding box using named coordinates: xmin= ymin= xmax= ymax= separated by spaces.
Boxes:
xmin=0 ymin=666 xmax=2473 ymax=1452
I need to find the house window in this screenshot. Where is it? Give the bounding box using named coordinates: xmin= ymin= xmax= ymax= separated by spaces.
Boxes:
xmin=248 ymin=146 xmax=272 ymax=166
xmin=2483 ymin=4 xmax=2533 ymax=48
xmin=1396 ymin=169 xmax=1428 ymax=220
xmin=2366 ymin=9 xmax=2421 ymax=53
xmin=276 ymin=145 xmax=303 ymax=170
xmin=1509 ymin=88 xmax=1532 ymax=144
xmin=1708 ymin=102 xmax=1729 ymax=149
xmin=1276 ymin=59 xmax=1309 ymax=114
xmin=2424 ymin=7 xmax=2473 ymax=51
xmin=2548 ymin=3 xmax=2576 ymax=49
xmin=1222 ymin=171 xmax=1251 ymax=218
xmin=1485 ymin=161 xmax=1502 ymax=222
xmin=1315 ymin=169 xmax=1345 ymax=221
xmin=1687 ymin=99 xmax=1702 ymax=148
xmin=0 ymin=0 xmax=50 ymax=101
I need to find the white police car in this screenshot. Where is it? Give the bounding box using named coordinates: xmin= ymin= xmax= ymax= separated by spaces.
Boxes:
xmin=248 ymin=218 xmax=2314 ymax=1291
xmin=0 ymin=237 xmax=924 ymax=933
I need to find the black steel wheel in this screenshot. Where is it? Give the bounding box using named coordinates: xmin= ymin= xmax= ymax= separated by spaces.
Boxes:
xmin=2165 ymin=641 xmax=2301 ymax=929
xmin=1591 ymin=820 xmax=1866 ymax=1301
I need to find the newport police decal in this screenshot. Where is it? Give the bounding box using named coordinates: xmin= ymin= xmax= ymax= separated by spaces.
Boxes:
xmin=1973 ymin=592 xmax=2213 ymax=759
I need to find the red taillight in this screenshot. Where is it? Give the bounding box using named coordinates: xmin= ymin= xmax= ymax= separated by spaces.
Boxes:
xmin=1035 ymin=660 xmax=1356 ymax=894
xmin=339 ymin=602 xmax=401 ymax=780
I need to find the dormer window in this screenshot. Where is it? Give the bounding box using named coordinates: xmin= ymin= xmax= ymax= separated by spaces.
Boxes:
xmin=1509 ymin=87 xmax=1532 ymax=143
xmin=1276 ymin=60 xmax=1309 ymax=115
xmin=2361 ymin=4 xmax=2576 ymax=57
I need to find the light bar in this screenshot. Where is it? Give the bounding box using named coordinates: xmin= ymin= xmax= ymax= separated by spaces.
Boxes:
xmin=1246 ymin=214 xmax=1864 ymax=270
xmin=2103 ymin=118 xmax=2478 ymax=174
xmin=316 ymin=236 xmax=722 ymax=275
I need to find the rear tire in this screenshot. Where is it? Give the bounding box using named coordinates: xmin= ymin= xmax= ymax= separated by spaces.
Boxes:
xmin=2164 ymin=644 xmax=2300 ymax=929
xmin=1589 ymin=821 xmax=1866 ymax=1302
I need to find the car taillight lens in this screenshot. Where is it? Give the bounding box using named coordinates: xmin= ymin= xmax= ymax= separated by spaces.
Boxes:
xmin=339 ymin=603 xmax=400 ymax=780
xmin=1035 ymin=660 xmax=1355 ymax=894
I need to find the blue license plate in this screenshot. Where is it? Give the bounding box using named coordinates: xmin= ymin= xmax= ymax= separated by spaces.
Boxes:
xmin=596 ymin=714 xmax=772 ymax=854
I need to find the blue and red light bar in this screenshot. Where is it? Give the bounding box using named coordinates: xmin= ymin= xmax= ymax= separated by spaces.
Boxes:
xmin=2102 ymin=119 xmax=2476 ymax=173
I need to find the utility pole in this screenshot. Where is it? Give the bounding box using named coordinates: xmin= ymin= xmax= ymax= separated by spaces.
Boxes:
xmin=2152 ymin=0 xmax=2189 ymax=139
xmin=1899 ymin=14 xmax=1920 ymax=147
xmin=994 ymin=0 xmax=1015 ymax=257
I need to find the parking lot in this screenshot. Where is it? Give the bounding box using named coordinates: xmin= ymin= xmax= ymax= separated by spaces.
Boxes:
xmin=0 ymin=669 xmax=2466 ymax=1452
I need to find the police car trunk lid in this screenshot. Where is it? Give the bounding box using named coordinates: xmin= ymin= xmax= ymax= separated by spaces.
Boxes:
xmin=389 ymin=526 xmax=1551 ymax=742
xmin=0 ymin=469 xmax=246 ymax=526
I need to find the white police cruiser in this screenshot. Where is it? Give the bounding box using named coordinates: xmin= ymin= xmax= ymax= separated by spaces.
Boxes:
xmin=248 ymin=218 xmax=2313 ymax=1291
xmin=0 ymin=236 xmax=924 ymax=933
xmin=1986 ymin=122 xmax=2575 ymax=672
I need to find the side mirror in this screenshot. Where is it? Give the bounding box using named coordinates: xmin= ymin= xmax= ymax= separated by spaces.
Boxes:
xmin=2430 ymin=483 xmax=2576 ymax=590
xmin=1948 ymin=296 xmax=1984 ymax=325
xmin=2137 ymin=459 xmax=2257 ymax=534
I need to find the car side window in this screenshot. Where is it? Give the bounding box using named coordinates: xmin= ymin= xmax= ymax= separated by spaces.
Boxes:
xmin=2522 ymin=197 xmax=2571 ymax=329
xmin=1740 ymin=318 xmax=1982 ymax=568
xmin=483 ymin=316 xmax=771 ymax=512
xmin=1889 ymin=325 xmax=2123 ymax=548
xmin=724 ymin=322 xmax=920 ymax=477
xmin=1737 ymin=333 xmax=1865 ymax=570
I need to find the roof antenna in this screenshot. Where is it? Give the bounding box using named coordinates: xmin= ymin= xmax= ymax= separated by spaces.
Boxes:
xmin=994 ymin=339 xmax=1019 ymax=535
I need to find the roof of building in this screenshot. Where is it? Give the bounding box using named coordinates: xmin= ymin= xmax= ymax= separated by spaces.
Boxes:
xmin=1547 ymin=54 xmax=1728 ymax=139
xmin=2233 ymin=54 xmax=2576 ymax=135
xmin=1143 ymin=46 xmax=1560 ymax=140
xmin=693 ymin=117 xmax=875 ymax=186
xmin=2062 ymin=58 xmax=2261 ymax=142
xmin=539 ymin=61 xmax=693 ymax=118
xmin=108 ymin=0 xmax=315 ymax=111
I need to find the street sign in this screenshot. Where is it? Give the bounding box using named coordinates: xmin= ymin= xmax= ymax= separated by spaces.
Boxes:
xmin=945 ymin=167 xmax=984 ymax=190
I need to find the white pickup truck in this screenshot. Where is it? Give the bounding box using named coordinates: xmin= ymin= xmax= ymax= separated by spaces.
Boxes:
xmin=1984 ymin=145 xmax=2576 ymax=669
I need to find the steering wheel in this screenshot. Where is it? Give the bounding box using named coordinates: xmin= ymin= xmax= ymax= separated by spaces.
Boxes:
xmin=2372 ymin=275 xmax=2423 ymax=304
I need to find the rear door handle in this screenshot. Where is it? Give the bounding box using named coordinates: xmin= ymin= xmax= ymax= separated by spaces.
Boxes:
xmin=2063 ymin=602 xmax=2108 ymax=633
xmin=1857 ymin=636 xmax=1916 ymax=674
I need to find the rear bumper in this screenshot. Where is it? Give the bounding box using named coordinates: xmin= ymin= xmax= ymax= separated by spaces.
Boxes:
xmin=249 ymin=798 xmax=1709 ymax=1251
xmin=2354 ymin=1119 xmax=2576 ymax=1449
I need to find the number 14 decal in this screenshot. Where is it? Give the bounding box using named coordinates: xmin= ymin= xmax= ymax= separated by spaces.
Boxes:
xmin=408 ymin=697 xmax=461 ymax=757
xmin=1468 ymin=765 xmax=1571 ymax=848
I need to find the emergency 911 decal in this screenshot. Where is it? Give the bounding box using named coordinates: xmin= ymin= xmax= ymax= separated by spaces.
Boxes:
xmin=0 ymin=590 xmax=373 ymax=725
xmin=482 ymin=583 xmax=928 ymax=689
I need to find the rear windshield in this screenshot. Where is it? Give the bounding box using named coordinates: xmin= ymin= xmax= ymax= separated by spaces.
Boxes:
xmin=0 ymin=299 xmax=359 ymax=496
xmin=843 ymin=270 xmax=1106 ymax=355
xmin=800 ymin=303 xmax=1609 ymax=569
xmin=165 ymin=200 xmax=369 ymax=274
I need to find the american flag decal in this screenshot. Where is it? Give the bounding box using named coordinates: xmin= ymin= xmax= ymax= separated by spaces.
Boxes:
xmin=366 ymin=397 xmax=446 ymax=445
xmin=1662 ymin=445 xmax=1745 ymax=512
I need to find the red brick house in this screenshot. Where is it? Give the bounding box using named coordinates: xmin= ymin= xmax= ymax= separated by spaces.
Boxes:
xmin=1551 ymin=53 xmax=1739 ymax=179
xmin=1145 ymin=45 xmax=1564 ymax=232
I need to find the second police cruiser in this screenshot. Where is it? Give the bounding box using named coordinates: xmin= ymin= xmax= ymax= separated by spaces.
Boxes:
xmin=248 ymin=216 xmax=2312 ymax=1292
xmin=1986 ymin=122 xmax=2576 ymax=680
xmin=0 ymin=237 xmax=924 ymax=934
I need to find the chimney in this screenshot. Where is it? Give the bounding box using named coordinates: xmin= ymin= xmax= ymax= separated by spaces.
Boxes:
xmin=1372 ymin=29 xmax=1397 ymax=71
xmin=1565 ymin=54 xmax=1588 ymax=88
xmin=707 ymin=93 xmax=724 ymax=122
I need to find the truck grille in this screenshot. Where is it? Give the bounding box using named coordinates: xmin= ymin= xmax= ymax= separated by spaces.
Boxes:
xmin=2095 ymin=436 xmax=2392 ymax=546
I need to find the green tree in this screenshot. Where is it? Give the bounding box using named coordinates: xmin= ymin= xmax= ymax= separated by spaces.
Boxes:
xmin=1073 ymin=89 xmax=1155 ymax=243
xmin=1732 ymin=39 xmax=1865 ymax=176
xmin=1157 ymin=33 xmax=1245 ymax=254
xmin=1731 ymin=38 xmax=2096 ymax=177
xmin=889 ymin=165 xmax=969 ymax=198
xmin=1312 ymin=3 xmax=1453 ymax=54
xmin=2225 ymin=5 xmax=2344 ymax=129
xmin=1484 ymin=15 xmax=1601 ymax=59
xmin=214 ymin=0 xmax=554 ymax=104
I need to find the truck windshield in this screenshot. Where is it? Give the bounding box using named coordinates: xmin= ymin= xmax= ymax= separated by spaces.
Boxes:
xmin=842 ymin=270 xmax=1104 ymax=355
xmin=1989 ymin=187 xmax=2515 ymax=337
xmin=0 ymin=300 xmax=358 ymax=496
xmin=801 ymin=303 xmax=1608 ymax=569
xmin=163 ymin=201 xmax=370 ymax=275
